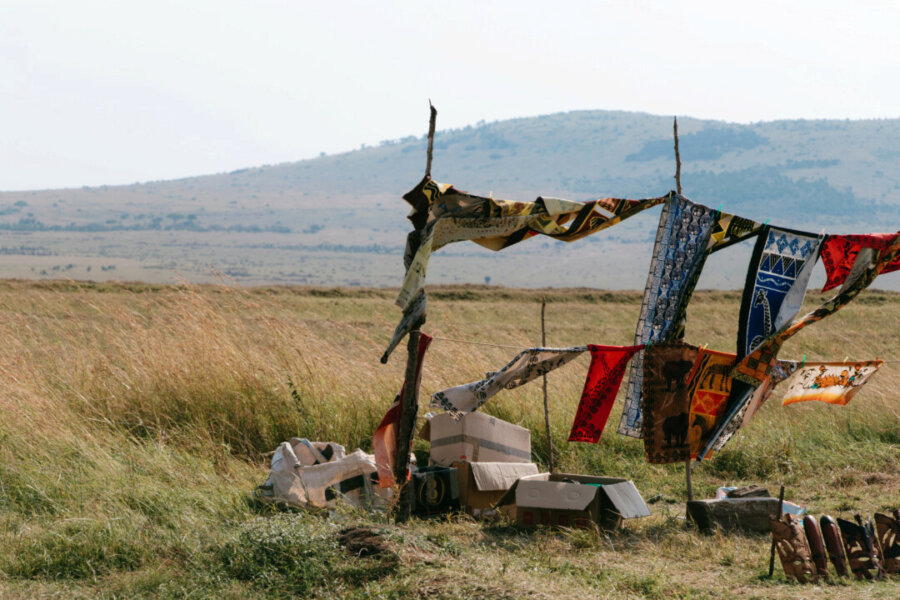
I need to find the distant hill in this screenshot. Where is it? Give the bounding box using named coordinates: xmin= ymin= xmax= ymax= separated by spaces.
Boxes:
xmin=1 ymin=110 xmax=900 ymax=289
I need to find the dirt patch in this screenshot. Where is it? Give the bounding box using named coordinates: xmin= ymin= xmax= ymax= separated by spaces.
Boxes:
xmin=339 ymin=526 xmax=398 ymax=560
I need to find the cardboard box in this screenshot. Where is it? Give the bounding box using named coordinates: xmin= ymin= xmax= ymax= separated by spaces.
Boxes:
xmin=429 ymin=412 xmax=531 ymax=466
xmin=453 ymin=461 xmax=540 ymax=515
xmin=495 ymin=472 xmax=651 ymax=529
xmin=411 ymin=465 xmax=460 ymax=516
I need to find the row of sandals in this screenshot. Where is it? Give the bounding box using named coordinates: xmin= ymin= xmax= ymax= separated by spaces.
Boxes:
xmin=771 ymin=510 xmax=900 ymax=582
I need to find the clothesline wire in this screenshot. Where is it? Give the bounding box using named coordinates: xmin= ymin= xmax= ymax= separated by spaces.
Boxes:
xmin=419 ymin=332 xmax=900 ymax=363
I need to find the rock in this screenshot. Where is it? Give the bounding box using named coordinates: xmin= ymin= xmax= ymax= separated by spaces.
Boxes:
xmin=687 ymin=497 xmax=780 ymax=533
xmin=726 ymin=485 xmax=770 ymax=498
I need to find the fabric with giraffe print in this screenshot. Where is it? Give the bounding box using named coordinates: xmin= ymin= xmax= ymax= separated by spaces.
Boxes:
xmin=737 ymin=226 xmax=823 ymax=359
xmin=781 ymin=360 xmax=882 ymax=406
xmin=567 ymin=344 xmax=643 ymax=443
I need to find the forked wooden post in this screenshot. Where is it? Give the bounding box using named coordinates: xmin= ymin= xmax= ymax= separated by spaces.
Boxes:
xmin=393 ymin=322 xmax=425 ymax=523
xmin=541 ymin=297 xmax=555 ymax=473
xmin=394 ymin=102 xmax=437 ymax=523
xmin=673 ymin=116 xmax=694 ymax=511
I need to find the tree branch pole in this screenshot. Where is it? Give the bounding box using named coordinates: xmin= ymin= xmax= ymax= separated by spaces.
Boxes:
xmin=394 ymin=102 xmax=437 ymax=523
xmin=425 ymin=101 xmax=437 ymax=178
xmin=673 ymin=116 xmax=683 ymax=196
xmin=393 ymin=321 xmax=425 ymax=523
xmin=673 ymin=116 xmax=693 ymax=513
xmin=541 ymin=297 xmax=555 ymax=473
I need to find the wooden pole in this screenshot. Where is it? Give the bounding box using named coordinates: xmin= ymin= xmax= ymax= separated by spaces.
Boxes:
xmin=425 ymin=101 xmax=437 ymax=178
xmin=540 ymin=297 xmax=555 ymax=473
xmin=673 ymin=117 xmax=692 ymax=512
xmin=768 ymin=484 xmax=786 ymax=577
xmin=393 ymin=320 xmax=425 ymax=523
xmin=673 ymin=116 xmax=683 ymax=195
xmin=393 ymin=103 xmax=436 ymax=523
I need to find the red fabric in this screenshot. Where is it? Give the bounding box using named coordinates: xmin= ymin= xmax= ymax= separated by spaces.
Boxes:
xmin=820 ymin=233 xmax=900 ymax=291
xmin=372 ymin=333 xmax=432 ymax=487
xmin=568 ymin=344 xmax=643 ymax=443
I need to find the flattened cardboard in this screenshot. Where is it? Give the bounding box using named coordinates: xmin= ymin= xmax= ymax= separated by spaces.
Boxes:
xmin=495 ymin=472 xmax=650 ymax=529
xmin=453 ymin=461 xmax=539 ymax=514
xmin=429 ymin=412 xmax=531 ymax=466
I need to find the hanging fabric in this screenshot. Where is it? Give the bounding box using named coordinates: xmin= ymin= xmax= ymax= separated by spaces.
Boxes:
xmin=373 ymin=333 xmax=432 ymax=487
xmin=781 ymin=360 xmax=882 ymax=406
xmin=737 ymin=227 xmax=823 ymax=359
xmin=738 ymin=359 xmax=799 ymax=428
xmin=381 ymin=177 xmax=669 ymax=362
xmin=686 ymin=347 xmax=737 ymax=457
xmin=641 ymin=342 xmax=699 ymax=464
xmin=567 ymin=344 xmax=643 ymax=443
xmin=820 ymin=232 xmax=900 ymax=292
xmin=619 ymin=196 xmax=761 ymax=438
xmin=698 ymin=234 xmax=900 ymax=459
xmin=430 ymin=346 xmax=587 ymax=418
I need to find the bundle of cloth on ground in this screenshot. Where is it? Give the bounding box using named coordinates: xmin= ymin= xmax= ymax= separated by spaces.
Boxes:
xmin=386 ymin=175 xmax=900 ymax=462
xmin=260 ymin=439 xmax=392 ymax=510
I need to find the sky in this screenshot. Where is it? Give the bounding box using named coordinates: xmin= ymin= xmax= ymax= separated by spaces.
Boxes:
xmin=3 ymin=0 xmax=899 ymax=191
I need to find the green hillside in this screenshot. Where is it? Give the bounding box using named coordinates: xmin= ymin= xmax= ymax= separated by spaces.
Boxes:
xmin=1 ymin=111 xmax=899 ymax=289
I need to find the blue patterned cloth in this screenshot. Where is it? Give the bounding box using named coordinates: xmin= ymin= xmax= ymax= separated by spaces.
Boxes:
xmin=618 ymin=197 xmax=718 ymax=438
xmin=737 ymin=227 xmax=822 ymax=358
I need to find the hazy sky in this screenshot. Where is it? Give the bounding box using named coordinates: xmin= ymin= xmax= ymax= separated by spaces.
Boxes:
xmin=3 ymin=0 xmax=899 ymax=190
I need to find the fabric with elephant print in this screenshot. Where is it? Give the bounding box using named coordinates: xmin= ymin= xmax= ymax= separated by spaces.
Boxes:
xmin=781 ymin=360 xmax=882 ymax=406
xmin=568 ymin=344 xmax=643 ymax=443
xmin=819 ymin=232 xmax=900 ymax=292
xmin=737 ymin=227 xmax=822 ymax=359
xmin=641 ymin=342 xmax=699 ymax=464
xmin=430 ymin=346 xmax=587 ymax=418
xmin=685 ymin=348 xmax=736 ymax=458
xmin=619 ymin=197 xmax=759 ymax=438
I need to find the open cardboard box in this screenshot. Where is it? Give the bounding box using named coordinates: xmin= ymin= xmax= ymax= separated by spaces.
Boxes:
xmin=453 ymin=460 xmax=540 ymax=516
xmin=495 ymin=472 xmax=651 ymax=529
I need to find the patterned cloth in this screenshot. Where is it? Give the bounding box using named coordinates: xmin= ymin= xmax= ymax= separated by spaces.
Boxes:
xmin=781 ymin=360 xmax=882 ymax=406
xmin=686 ymin=348 xmax=737 ymax=458
xmin=381 ymin=177 xmax=669 ymax=362
xmin=737 ymin=227 xmax=822 ymax=358
xmin=618 ymin=196 xmax=761 ymax=438
xmin=430 ymin=346 xmax=587 ymax=418
xmin=738 ymin=359 xmax=799 ymax=428
xmin=373 ymin=333 xmax=432 ymax=487
xmin=698 ymin=234 xmax=900 ymax=458
xmin=820 ymin=233 xmax=900 ymax=292
xmin=567 ymin=345 xmax=643 ymax=443
xmin=642 ymin=342 xmax=698 ymax=464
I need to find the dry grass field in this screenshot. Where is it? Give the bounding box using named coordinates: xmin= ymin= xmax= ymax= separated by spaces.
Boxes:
xmin=0 ymin=280 xmax=897 ymax=598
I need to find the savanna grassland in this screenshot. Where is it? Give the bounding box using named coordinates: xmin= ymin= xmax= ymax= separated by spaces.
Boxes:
xmin=0 ymin=281 xmax=897 ymax=599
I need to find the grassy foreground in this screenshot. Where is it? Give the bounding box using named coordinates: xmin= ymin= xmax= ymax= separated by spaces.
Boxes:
xmin=0 ymin=280 xmax=897 ymax=599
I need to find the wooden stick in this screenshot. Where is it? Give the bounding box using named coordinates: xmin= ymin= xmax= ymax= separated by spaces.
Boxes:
xmin=673 ymin=117 xmax=682 ymax=195
xmin=540 ymin=297 xmax=555 ymax=473
xmin=425 ymin=101 xmax=437 ymax=178
xmin=768 ymin=484 xmax=786 ymax=577
xmin=685 ymin=458 xmax=694 ymax=509
xmin=674 ymin=116 xmax=691 ymax=513
xmin=393 ymin=319 xmax=425 ymax=523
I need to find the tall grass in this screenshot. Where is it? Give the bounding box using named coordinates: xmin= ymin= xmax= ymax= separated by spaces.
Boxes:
xmin=0 ymin=281 xmax=897 ymax=597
